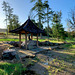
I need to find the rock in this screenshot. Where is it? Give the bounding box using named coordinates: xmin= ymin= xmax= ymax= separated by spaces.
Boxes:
xmin=9 ymin=41 xmax=22 ymax=47
xmin=38 ymin=42 xmax=44 ymax=46
xmin=49 ymin=42 xmax=54 ymax=46
xmin=45 ymin=41 xmax=50 ymax=46
xmin=13 ymin=42 xmax=20 ymax=47
xmin=9 ymin=41 xmax=15 ymax=45
xmin=21 ymin=40 xmax=38 ymax=49
xmin=39 ymin=41 xmax=55 ymax=46
xmin=1 ymin=49 xmax=16 ymax=60
xmin=54 ymin=43 xmax=59 ymax=46
xmin=73 ymin=61 xmax=75 ymax=64
xmin=27 ymin=40 xmax=37 ymax=49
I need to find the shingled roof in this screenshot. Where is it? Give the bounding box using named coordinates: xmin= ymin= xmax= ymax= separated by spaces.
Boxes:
xmin=9 ymin=18 xmax=44 ymax=34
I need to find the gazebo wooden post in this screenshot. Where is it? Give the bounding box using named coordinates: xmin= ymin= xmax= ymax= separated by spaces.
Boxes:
xmin=25 ymin=33 xmax=27 ymax=49
xmin=37 ymin=34 xmax=38 ymax=47
xmin=31 ymin=33 xmax=33 ymax=40
xmin=19 ymin=33 xmax=21 ymax=48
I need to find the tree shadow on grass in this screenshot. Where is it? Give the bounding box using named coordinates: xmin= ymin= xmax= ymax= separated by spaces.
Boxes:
xmin=36 ymin=50 xmax=75 ymax=75
xmin=39 ymin=48 xmax=75 ymax=63
xmin=49 ymin=50 xmax=75 ymax=63
xmin=29 ymin=62 xmax=49 ymax=75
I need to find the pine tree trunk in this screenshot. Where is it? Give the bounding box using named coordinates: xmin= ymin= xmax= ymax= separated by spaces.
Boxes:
xmin=38 ymin=0 xmax=42 ymax=38
xmin=6 ymin=11 xmax=8 ymax=37
xmin=47 ymin=7 xmax=49 ymax=41
xmin=57 ymin=37 xmax=59 ymax=41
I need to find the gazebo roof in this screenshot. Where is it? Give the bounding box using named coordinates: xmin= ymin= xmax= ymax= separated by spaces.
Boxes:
xmin=9 ymin=18 xmax=44 ymax=34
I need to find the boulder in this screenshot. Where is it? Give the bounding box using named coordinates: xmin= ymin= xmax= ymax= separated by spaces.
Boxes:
xmin=1 ymin=49 xmax=16 ymax=60
xmin=54 ymin=43 xmax=59 ymax=46
xmin=9 ymin=41 xmax=22 ymax=47
xmin=27 ymin=40 xmax=37 ymax=49
xmin=9 ymin=41 xmax=15 ymax=45
xmin=21 ymin=40 xmax=38 ymax=49
xmin=13 ymin=42 xmax=20 ymax=47
xmin=39 ymin=41 xmax=62 ymax=46
xmin=39 ymin=41 xmax=54 ymax=46
xmin=38 ymin=42 xmax=44 ymax=46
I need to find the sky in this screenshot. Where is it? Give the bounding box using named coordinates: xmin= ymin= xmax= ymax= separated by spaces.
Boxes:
xmin=0 ymin=0 xmax=75 ymax=31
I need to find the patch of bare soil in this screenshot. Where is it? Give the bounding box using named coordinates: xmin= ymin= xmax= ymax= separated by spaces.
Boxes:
xmin=29 ymin=47 xmax=75 ymax=75
xmin=21 ymin=70 xmax=39 ymax=75
xmin=29 ymin=62 xmax=49 ymax=75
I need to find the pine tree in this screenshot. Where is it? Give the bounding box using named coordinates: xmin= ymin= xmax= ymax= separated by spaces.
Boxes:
xmin=43 ymin=0 xmax=53 ymax=38
xmin=30 ymin=0 xmax=44 ymax=29
xmin=68 ymin=7 xmax=75 ymax=31
xmin=2 ymin=1 xmax=20 ymax=32
xmin=7 ymin=5 xmax=13 ymax=31
xmin=2 ymin=1 xmax=8 ymax=35
xmin=52 ymin=11 xmax=65 ymax=41
xmin=12 ymin=15 xmax=20 ymax=30
xmin=30 ymin=0 xmax=45 ymax=38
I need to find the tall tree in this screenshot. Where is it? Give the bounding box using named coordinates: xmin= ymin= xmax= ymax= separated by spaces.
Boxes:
xmin=7 ymin=5 xmax=13 ymax=31
xmin=68 ymin=7 xmax=75 ymax=31
xmin=8 ymin=14 xmax=20 ymax=31
xmin=44 ymin=26 xmax=52 ymax=36
xmin=31 ymin=19 xmax=43 ymax=29
xmin=43 ymin=0 xmax=53 ymax=37
xmin=2 ymin=1 xmax=8 ymax=35
xmin=43 ymin=0 xmax=53 ymax=27
xmin=52 ymin=11 xmax=65 ymax=41
xmin=30 ymin=0 xmax=44 ymax=28
xmin=2 ymin=1 xmax=20 ymax=33
xmin=66 ymin=20 xmax=72 ymax=39
xmin=12 ymin=15 xmax=20 ymax=30
xmin=30 ymin=0 xmax=45 ymax=38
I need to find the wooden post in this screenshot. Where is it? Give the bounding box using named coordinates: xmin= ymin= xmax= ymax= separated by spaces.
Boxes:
xmin=31 ymin=33 xmax=33 ymax=40
xmin=25 ymin=33 xmax=27 ymax=49
xmin=19 ymin=33 xmax=21 ymax=48
xmin=37 ymin=34 xmax=38 ymax=47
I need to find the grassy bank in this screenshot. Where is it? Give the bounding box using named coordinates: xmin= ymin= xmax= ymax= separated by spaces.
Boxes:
xmin=0 ymin=62 xmax=26 ymax=75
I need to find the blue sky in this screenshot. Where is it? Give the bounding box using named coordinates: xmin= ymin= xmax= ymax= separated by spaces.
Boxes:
xmin=0 ymin=0 xmax=75 ymax=31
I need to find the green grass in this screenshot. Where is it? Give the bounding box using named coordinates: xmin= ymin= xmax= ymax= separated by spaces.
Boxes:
xmin=0 ymin=62 xmax=26 ymax=75
xmin=65 ymin=38 xmax=75 ymax=43
xmin=0 ymin=39 xmax=18 ymax=41
xmin=0 ymin=37 xmax=75 ymax=43
xmin=0 ymin=38 xmax=46 ymax=42
xmin=63 ymin=44 xmax=75 ymax=49
xmin=71 ymin=44 xmax=75 ymax=48
xmin=47 ymin=58 xmax=75 ymax=75
xmin=33 ymin=38 xmax=46 ymax=42
xmin=62 ymin=44 xmax=75 ymax=54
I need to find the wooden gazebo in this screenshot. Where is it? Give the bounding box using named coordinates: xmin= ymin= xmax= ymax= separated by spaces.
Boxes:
xmin=9 ymin=18 xmax=44 ymax=49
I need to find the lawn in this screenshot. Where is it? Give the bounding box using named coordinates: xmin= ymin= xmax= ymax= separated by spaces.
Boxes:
xmin=0 ymin=37 xmax=75 ymax=43
xmin=0 ymin=62 xmax=26 ymax=75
